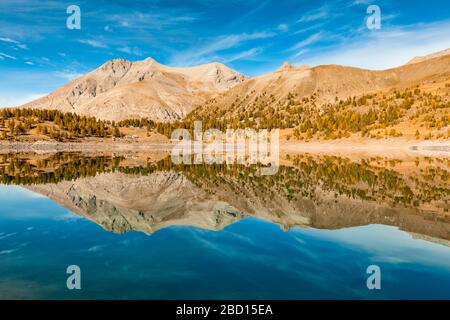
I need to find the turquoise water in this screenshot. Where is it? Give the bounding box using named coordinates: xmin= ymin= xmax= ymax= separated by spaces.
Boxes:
xmin=0 ymin=185 xmax=449 ymax=300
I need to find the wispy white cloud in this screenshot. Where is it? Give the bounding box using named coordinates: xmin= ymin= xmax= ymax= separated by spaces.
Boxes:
xmin=53 ymin=211 xmax=83 ymax=221
xmin=0 ymin=36 xmax=28 ymax=49
xmin=118 ymin=46 xmax=144 ymax=56
xmin=277 ymin=24 xmax=289 ymax=32
xmin=0 ymin=249 xmax=19 ymax=255
xmin=170 ymin=32 xmax=275 ymax=66
xmin=288 ymin=32 xmax=324 ymax=52
xmin=87 ymin=244 xmax=107 ymax=252
xmin=0 ymin=232 xmax=16 ymax=240
xmin=227 ymin=0 xmax=272 ymax=28
xmin=297 ymin=5 xmax=329 ymax=23
xmin=297 ymin=20 xmax=450 ymax=70
xmin=224 ymin=47 xmax=263 ymax=63
xmin=352 ymin=0 xmax=372 ymax=5
xmin=0 ymin=52 xmax=17 ymax=60
xmin=0 ymin=1 xmax=62 ymax=41
xmin=293 ymin=49 xmax=309 ymax=59
xmin=294 ymin=23 xmax=326 ymax=35
xmin=0 ymin=37 xmax=18 ymax=44
xmin=78 ymin=39 xmax=108 ymax=49
xmin=0 ymin=93 xmax=46 ymax=108
xmin=107 ymin=11 xmax=199 ymax=31
xmin=54 ymin=70 xmax=83 ymax=81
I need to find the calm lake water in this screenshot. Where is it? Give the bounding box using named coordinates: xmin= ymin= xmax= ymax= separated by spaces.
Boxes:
xmin=0 ymin=152 xmax=449 ymax=299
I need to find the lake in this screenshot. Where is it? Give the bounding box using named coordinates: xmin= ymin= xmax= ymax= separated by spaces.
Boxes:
xmin=0 ymin=152 xmax=449 ymax=299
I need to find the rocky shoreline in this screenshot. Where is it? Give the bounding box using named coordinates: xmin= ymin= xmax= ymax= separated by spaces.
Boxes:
xmin=0 ymin=141 xmax=174 ymax=153
xmin=0 ymin=139 xmax=448 ymax=157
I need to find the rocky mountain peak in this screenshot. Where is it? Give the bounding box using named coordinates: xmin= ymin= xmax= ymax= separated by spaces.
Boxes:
xmin=277 ymin=61 xmax=295 ymax=72
xmin=20 ymin=57 xmax=247 ymax=122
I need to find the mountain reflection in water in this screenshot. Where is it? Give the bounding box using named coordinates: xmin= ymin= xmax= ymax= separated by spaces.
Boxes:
xmin=0 ymin=152 xmax=449 ymax=299
xmin=0 ymin=152 xmax=448 ymax=240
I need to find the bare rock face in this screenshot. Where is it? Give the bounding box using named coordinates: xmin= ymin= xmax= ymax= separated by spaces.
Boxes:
xmin=26 ymin=169 xmax=450 ymax=241
xmin=20 ymin=58 xmax=247 ymax=122
xmin=27 ymin=171 xmax=246 ymax=235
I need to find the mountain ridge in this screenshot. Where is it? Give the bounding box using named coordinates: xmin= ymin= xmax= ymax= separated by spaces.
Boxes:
xmin=18 ymin=49 xmax=450 ymax=126
xmin=25 ymin=161 xmax=450 ymax=241
xmin=20 ymin=57 xmax=248 ymax=122
xmin=184 ymin=52 xmax=450 ymax=134
xmin=407 ymin=48 xmax=450 ymax=65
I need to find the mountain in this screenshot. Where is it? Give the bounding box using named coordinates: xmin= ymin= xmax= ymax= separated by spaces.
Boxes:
xmin=27 ymin=171 xmax=246 ymax=235
xmin=407 ymin=48 xmax=450 ymax=64
xmin=14 ymin=151 xmax=448 ymax=240
xmin=19 ymin=49 xmax=450 ymax=128
xmin=26 ymin=163 xmax=450 ymax=241
xmin=20 ymin=58 xmax=247 ymax=122
xmin=187 ymin=52 xmax=450 ymax=128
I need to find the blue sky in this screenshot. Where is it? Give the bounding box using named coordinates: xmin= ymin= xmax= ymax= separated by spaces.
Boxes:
xmin=1 ymin=0 xmax=450 ymax=106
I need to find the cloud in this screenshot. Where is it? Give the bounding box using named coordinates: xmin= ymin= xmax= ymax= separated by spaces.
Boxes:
xmin=170 ymin=32 xmax=275 ymax=66
xmin=78 ymin=39 xmax=107 ymax=49
xmin=277 ymin=24 xmax=289 ymax=32
xmin=119 ymin=20 xmax=130 ymax=27
xmin=53 ymin=211 xmax=83 ymax=221
xmin=294 ymin=23 xmax=326 ymax=35
xmin=88 ymin=244 xmax=107 ymax=252
xmin=118 ymin=46 xmax=144 ymax=56
xmin=293 ymin=49 xmax=309 ymax=58
xmin=0 ymin=233 xmax=16 ymax=240
xmin=0 ymin=37 xmax=19 ymax=44
xmin=224 ymin=47 xmax=263 ymax=63
xmin=16 ymin=43 xmax=28 ymax=50
xmin=298 ymin=19 xmax=450 ymax=70
xmin=352 ymin=0 xmax=372 ymax=5
xmin=54 ymin=70 xmax=83 ymax=81
xmin=0 ymin=1 xmax=63 ymax=41
xmin=0 ymin=37 xmax=28 ymax=49
xmin=0 ymin=93 xmax=46 ymax=108
xmin=297 ymin=5 xmax=329 ymax=23
xmin=0 ymin=249 xmax=19 ymax=255
xmin=107 ymin=11 xmax=199 ymax=31
xmin=0 ymin=52 xmax=16 ymax=60
xmin=225 ymin=0 xmax=272 ymax=28
xmin=288 ymin=32 xmax=324 ymax=52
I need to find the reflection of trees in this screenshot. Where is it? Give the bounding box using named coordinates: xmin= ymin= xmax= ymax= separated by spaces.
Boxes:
xmin=0 ymin=153 xmax=125 ymax=185
xmin=0 ymin=153 xmax=448 ymax=212
xmin=289 ymin=156 xmax=448 ymax=210
xmin=172 ymin=156 xmax=448 ymax=212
